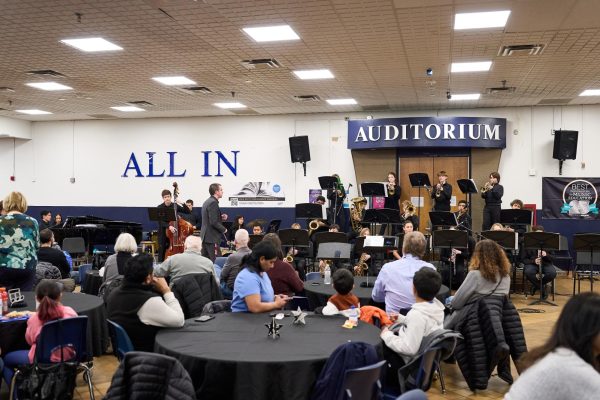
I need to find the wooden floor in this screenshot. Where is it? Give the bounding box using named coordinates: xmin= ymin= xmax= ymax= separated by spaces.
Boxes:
xmin=1 ymin=276 xmax=593 ymax=400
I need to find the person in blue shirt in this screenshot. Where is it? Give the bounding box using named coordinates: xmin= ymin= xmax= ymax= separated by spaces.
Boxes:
xmin=231 ymin=241 xmax=289 ymax=313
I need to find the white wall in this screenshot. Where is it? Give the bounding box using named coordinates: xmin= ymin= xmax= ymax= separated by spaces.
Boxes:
xmin=0 ymin=105 xmax=597 ymax=207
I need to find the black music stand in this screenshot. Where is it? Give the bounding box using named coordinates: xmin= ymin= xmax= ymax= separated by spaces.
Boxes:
xmin=266 ymin=220 xmax=281 ymax=234
xmin=295 ymin=203 xmax=325 ymax=227
xmin=362 ymin=236 xmax=399 ymax=285
xmin=279 ymin=229 xmax=310 ymax=261
xmin=409 ymin=173 xmax=432 ymax=227
xmin=480 ymin=230 xmax=519 ymax=250
xmin=429 ymin=211 xmax=457 ymax=228
xmin=573 ymin=233 xmax=600 ymax=293
xmin=523 ymin=232 xmax=560 ymax=306
xmin=147 ymin=207 xmax=176 ymax=224
xmin=360 ymin=182 xmax=386 ymax=210
xmin=457 ymin=178 xmax=477 ymax=214
xmin=318 ymin=176 xmax=340 ymax=224
xmin=248 ymin=234 xmax=264 ymax=250
xmin=501 ymin=209 xmax=532 ymax=234
xmin=362 ymin=209 xmax=402 ymax=236
xmin=432 ymin=230 xmax=468 ymax=290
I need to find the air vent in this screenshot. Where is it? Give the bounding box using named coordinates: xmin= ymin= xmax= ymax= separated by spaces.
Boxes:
xmin=0 ymin=87 xmax=15 ymax=93
xmin=26 ymin=69 xmax=67 ymax=78
xmin=293 ymin=95 xmax=321 ymax=103
xmin=88 ymin=114 xmax=119 ymax=119
xmin=240 ymin=58 xmax=282 ymax=70
xmin=128 ymin=101 xmax=154 ymax=107
xmin=486 ymin=81 xmax=516 ymax=95
xmin=499 ymin=44 xmax=544 ymax=56
xmin=537 ymin=98 xmax=573 ymax=105
xmin=176 ymin=86 xmax=213 ymax=95
xmin=228 ymin=108 xmax=260 ymax=115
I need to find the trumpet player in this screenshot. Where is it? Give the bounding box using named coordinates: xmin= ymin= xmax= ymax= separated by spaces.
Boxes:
xmin=401 ymin=200 xmax=420 ymax=231
xmin=481 ymin=172 xmax=504 ymax=231
xmin=430 ymin=170 xmax=452 ymax=212
xmin=385 ymin=172 xmax=401 ymax=210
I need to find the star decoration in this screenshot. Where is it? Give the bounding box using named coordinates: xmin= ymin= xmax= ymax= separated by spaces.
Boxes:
xmin=292 ymin=306 xmax=307 ymax=325
xmin=266 ymin=317 xmax=283 ymax=339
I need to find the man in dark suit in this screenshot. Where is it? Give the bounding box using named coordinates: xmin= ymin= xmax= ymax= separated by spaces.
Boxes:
xmin=200 ymin=183 xmax=227 ymax=262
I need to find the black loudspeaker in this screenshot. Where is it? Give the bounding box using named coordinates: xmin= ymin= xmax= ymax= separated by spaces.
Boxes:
xmin=289 ymin=136 xmax=311 ymax=163
xmin=553 ymin=130 xmax=578 ymax=160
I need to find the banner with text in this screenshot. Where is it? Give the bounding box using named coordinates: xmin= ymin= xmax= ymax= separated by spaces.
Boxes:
xmin=347 ymin=117 xmax=506 ymax=149
xmin=228 ymin=181 xmax=285 ymax=207
xmin=542 ymin=177 xmax=600 ymax=219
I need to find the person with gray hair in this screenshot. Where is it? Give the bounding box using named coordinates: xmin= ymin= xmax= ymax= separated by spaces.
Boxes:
xmin=102 ymin=232 xmax=138 ymax=286
xmin=220 ymin=229 xmax=251 ymax=298
xmin=154 ymin=235 xmax=216 ymax=285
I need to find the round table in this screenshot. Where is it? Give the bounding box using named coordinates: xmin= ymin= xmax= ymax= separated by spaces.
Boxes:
xmin=0 ymin=291 xmax=108 ymax=356
xmin=304 ymin=277 xmax=450 ymax=310
xmin=154 ymin=313 xmax=382 ymax=400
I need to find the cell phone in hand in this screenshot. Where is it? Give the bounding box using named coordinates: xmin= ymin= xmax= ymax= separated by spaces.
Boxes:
xmin=195 ymin=315 xmax=215 ymax=322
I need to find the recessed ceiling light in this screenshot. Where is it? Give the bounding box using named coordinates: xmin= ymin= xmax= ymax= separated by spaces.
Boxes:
xmin=242 ymin=25 xmax=300 ymax=42
xmin=449 ymin=93 xmax=481 ymax=101
xmin=152 ymin=76 xmax=197 ymax=86
xmin=16 ymin=109 xmax=52 ymax=115
xmin=451 ymin=61 xmax=492 ymax=73
xmin=60 ymin=37 xmax=123 ymax=52
xmin=579 ymin=89 xmax=600 ymax=96
xmin=214 ymin=102 xmax=247 ymax=109
xmin=26 ymin=82 xmax=73 ymax=91
xmin=454 ymin=10 xmax=511 ymax=30
xmin=326 ymin=98 xmax=358 ymax=105
xmin=110 ymin=106 xmax=145 ymax=112
xmin=293 ymin=69 xmax=334 ymax=80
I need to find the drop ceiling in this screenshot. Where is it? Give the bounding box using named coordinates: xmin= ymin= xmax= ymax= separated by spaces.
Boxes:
xmin=1 ymin=0 xmax=600 ymax=121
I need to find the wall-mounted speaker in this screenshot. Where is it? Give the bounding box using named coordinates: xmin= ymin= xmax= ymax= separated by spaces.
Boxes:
xmin=289 ymin=136 xmax=311 ymax=163
xmin=552 ymin=130 xmax=578 ymax=160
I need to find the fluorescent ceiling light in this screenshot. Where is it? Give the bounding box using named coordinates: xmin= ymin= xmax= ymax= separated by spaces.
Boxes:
xmin=242 ymin=25 xmax=300 ymax=42
xmin=451 ymin=61 xmax=492 ymax=73
xmin=111 ymin=106 xmax=145 ymax=112
xmin=16 ymin=109 xmax=52 ymax=115
xmin=26 ymin=82 xmax=73 ymax=91
xmin=454 ymin=10 xmax=511 ymax=30
xmin=214 ymin=102 xmax=246 ymax=109
xmin=293 ymin=69 xmax=334 ymax=80
xmin=60 ymin=37 xmax=123 ymax=52
xmin=579 ymin=89 xmax=600 ymax=96
xmin=152 ymin=76 xmax=197 ymax=86
xmin=449 ymin=93 xmax=481 ymax=101
xmin=326 ymin=98 xmax=357 ymax=105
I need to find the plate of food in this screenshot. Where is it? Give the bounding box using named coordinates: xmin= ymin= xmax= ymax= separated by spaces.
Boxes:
xmin=0 ymin=310 xmax=33 ymax=322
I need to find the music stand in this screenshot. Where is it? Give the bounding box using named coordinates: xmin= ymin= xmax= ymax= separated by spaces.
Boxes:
xmin=573 ymin=233 xmax=600 ymax=293
xmin=360 ymin=182 xmax=386 ymax=210
xmin=295 ymin=203 xmax=325 ymax=226
xmin=429 ymin=211 xmax=457 ymax=228
xmin=457 ymin=178 xmax=477 ymax=215
xmin=317 ymin=243 xmax=352 ymax=260
xmin=409 ymin=173 xmax=432 ymax=226
xmin=147 ymin=207 xmax=176 ymax=224
xmin=432 ymin=230 xmax=468 ymax=290
xmin=523 ymin=232 xmax=560 ymax=306
xmin=318 ymin=176 xmax=340 ymax=224
xmin=501 ymin=209 xmax=532 ymax=232
xmin=266 ymin=219 xmax=281 ymax=234
xmin=248 ymin=234 xmax=264 ymax=250
xmin=362 ymin=236 xmax=398 ymax=283
xmin=279 ymin=229 xmax=310 ymax=262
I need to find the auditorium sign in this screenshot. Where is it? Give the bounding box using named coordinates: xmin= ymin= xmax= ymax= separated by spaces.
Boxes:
xmin=347 ymin=117 xmax=506 ymax=149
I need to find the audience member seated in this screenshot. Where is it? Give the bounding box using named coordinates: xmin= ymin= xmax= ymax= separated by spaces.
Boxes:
xmin=322 ymin=268 xmax=360 ymax=316
xmin=2 ymin=281 xmax=77 ymax=385
xmin=444 ymin=239 xmax=511 ymax=330
xmin=505 ymin=292 xmax=600 ymax=399
xmin=37 ymin=229 xmax=70 ymax=278
xmin=38 ymin=209 xmax=53 ymax=231
xmin=231 ymin=241 xmax=289 ymax=313
xmin=372 ymin=232 xmax=435 ymax=313
xmin=154 ymin=236 xmax=217 ymax=285
xmin=106 ymin=253 xmax=184 ymax=352
xmin=380 ymin=268 xmax=444 ymax=387
xmin=521 ymin=225 xmax=557 ymax=299
xmin=262 ymin=233 xmax=304 ymax=296
xmin=220 ymin=229 xmax=252 ymax=298
xmin=0 ymin=191 xmax=40 ymax=291
xmin=102 ymin=233 xmax=138 ymax=286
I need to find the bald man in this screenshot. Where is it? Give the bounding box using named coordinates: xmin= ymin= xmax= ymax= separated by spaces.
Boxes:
xmin=154 ymin=235 xmax=217 ymax=285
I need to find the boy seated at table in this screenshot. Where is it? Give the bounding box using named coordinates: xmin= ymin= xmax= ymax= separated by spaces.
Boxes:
xmin=380 ymin=267 xmax=444 ymax=380
xmin=322 ymin=268 xmax=360 ymax=317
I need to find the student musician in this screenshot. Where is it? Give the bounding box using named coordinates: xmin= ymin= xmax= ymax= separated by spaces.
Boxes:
xmin=431 ymin=171 xmax=452 ymax=211
xmin=327 ymin=174 xmax=347 ymax=231
xmin=385 ymin=172 xmax=401 ymax=210
xmin=481 ymin=172 xmax=504 ymax=231
xmin=400 ymin=200 xmax=419 ymax=231
xmin=455 ymin=200 xmax=472 ymax=232
xmin=157 ymin=189 xmax=191 ymax=262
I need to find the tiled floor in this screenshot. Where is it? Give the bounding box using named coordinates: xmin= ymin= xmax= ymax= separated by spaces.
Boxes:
xmin=1 ymin=275 xmax=591 ymax=400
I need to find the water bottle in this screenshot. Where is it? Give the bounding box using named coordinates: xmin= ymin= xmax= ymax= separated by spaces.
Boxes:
xmin=1 ymin=288 xmax=8 ymax=315
xmin=349 ymin=305 xmax=359 ymax=326
xmin=323 ymin=265 xmax=331 ymax=285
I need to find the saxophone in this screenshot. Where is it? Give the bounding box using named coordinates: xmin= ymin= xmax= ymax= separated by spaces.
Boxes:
xmin=353 ymin=253 xmax=369 ymax=276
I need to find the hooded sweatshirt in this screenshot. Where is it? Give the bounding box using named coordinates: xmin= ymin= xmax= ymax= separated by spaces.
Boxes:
xmin=380 ymin=298 xmax=445 ymax=362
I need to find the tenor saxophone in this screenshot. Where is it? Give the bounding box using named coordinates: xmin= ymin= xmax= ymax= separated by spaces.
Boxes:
xmin=353 ymin=253 xmax=369 ymax=276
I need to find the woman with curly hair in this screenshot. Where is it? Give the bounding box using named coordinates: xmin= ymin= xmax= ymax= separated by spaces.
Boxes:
xmin=444 ymin=239 xmax=511 ymax=329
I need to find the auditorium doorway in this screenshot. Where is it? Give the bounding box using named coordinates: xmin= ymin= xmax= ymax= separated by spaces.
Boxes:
xmin=398 ymin=155 xmax=469 ymax=233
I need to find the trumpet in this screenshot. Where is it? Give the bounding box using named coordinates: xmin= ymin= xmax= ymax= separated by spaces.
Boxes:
xmin=481 ymin=181 xmax=492 ymax=193
xmin=284 ymin=254 xmax=294 ymax=263
xmin=387 ymin=183 xmax=395 ymax=197
xmin=435 ymin=183 xmax=442 ymax=198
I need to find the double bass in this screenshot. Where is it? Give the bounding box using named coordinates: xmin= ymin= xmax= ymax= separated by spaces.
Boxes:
xmin=164 ymin=182 xmax=194 ymax=259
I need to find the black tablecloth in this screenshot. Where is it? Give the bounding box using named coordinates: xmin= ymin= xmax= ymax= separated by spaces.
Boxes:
xmin=0 ymin=291 xmax=108 ymax=356
xmin=304 ymin=277 xmax=450 ymax=310
xmin=82 ymin=270 xmax=103 ymax=296
xmin=154 ymin=313 xmax=382 ymax=400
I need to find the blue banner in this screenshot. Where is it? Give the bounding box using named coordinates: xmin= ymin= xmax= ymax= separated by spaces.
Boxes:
xmin=347 ymin=117 xmax=506 ymax=149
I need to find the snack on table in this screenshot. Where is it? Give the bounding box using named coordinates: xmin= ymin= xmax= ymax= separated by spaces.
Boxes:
xmin=4 ymin=310 xmax=33 ymax=319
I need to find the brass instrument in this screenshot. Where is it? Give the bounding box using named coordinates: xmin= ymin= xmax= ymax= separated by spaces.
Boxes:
xmin=353 ymin=252 xmax=369 ymax=276
xmin=319 ymin=259 xmax=332 ymax=276
xmin=435 ymin=183 xmax=442 ymax=198
xmin=308 ymin=219 xmax=328 ymax=236
xmin=284 ymin=254 xmax=294 ymax=263
xmin=387 ymin=183 xmax=395 ymax=197
xmin=480 ymin=181 xmax=492 ymax=193
xmin=350 ymin=196 xmax=367 ymax=233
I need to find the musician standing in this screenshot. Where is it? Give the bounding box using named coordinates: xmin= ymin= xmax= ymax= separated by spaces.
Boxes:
xmin=481 ymin=172 xmax=504 ymax=231
xmin=384 ymin=172 xmax=401 ymax=210
xmin=157 ymin=189 xmax=191 ymax=262
xmin=431 ymin=171 xmax=452 ymax=211
xmin=327 ymin=174 xmax=346 ymax=232
xmin=200 ymin=183 xmax=228 ymax=262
